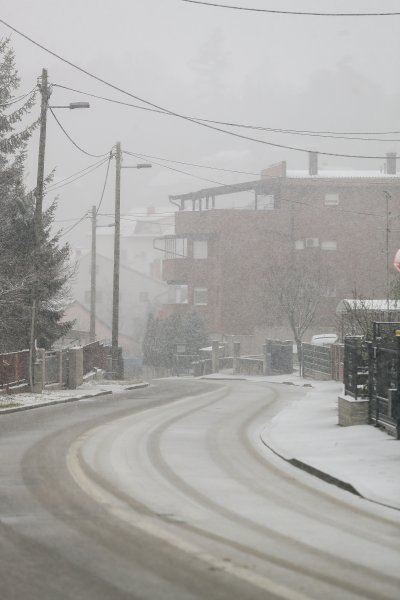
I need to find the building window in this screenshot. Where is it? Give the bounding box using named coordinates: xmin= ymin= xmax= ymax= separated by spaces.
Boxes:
xmin=167 ymin=284 xmax=188 ymax=304
xmin=295 ymin=240 xmax=305 ymax=250
xmin=193 ymin=287 xmax=208 ymax=305
xmin=321 ymin=240 xmax=337 ymax=251
xmin=324 ymin=193 xmax=339 ymax=206
xmin=139 ymin=291 xmax=149 ymax=302
xmin=325 ymin=288 xmax=337 ymax=297
xmin=305 ymin=238 xmax=319 ymax=248
xmin=257 ymin=194 xmax=275 ymax=210
xmin=193 ymin=239 xmax=208 ymax=259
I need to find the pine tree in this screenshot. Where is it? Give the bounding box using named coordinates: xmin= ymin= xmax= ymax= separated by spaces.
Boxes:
xmin=0 ymin=38 xmax=73 ymax=352
xmin=142 ymin=311 xmax=209 ymax=368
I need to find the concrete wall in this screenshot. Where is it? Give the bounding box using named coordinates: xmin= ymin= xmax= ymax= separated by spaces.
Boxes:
xmin=338 ymin=395 xmax=369 ymax=426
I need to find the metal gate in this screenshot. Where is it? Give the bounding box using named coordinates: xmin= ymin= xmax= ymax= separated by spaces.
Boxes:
xmin=368 ymin=322 xmax=400 ymax=438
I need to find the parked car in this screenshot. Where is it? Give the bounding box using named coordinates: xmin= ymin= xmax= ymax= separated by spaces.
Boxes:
xmin=310 ymin=334 xmax=338 ymax=347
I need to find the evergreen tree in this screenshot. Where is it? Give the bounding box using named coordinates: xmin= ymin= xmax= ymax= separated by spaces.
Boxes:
xmin=142 ymin=311 xmax=209 ymax=368
xmin=0 ymin=38 xmax=73 ymax=351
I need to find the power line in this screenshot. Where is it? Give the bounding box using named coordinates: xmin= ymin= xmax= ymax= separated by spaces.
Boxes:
xmin=53 ymin=83 xmax=400 ymax=141
xmin=125 ymin=151 xmax=228 ymax=186
xmin=181 ymin=0 xmax=400 ymax=17
xmin=49 ymin=107 xmax=109 ymax=158
xmin=59 ymin=211 xmax=89 ymax=237
xmin=96 ymin=151 xmax=113 ymax=214
xmin=0 ymin=17 xmax=396 ymax=160
xmin=47 ymin=157 xmax=109 ymax=192
xmin=0 ymin=86 xmax=37 ymax=107
xmin=123 ymin=150 xmax=259 ymax=176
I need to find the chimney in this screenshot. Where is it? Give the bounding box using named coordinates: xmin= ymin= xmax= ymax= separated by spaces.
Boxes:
xmin=260 ymin=161 xmax=287 ymax=178
xmin=386 ymin=152 xmax=397 ymax=175
xmin=309 ymin=151 xmax=318 ymax=176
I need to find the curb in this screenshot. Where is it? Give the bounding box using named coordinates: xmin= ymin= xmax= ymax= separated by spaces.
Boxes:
xmin=123 ymin=382 xmax=150 ymax=390
xmin=0 ymin=390 xmax=112 ymax=415
xmin=0 ymin=383 xmax=150 ymax=415
xmin=260 ymin=434 xmax=400 ymax=511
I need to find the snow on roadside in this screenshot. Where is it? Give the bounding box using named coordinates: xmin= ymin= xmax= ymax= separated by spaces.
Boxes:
xmin=0 ymin=379 xmax=144 ymax=409
xmin=262 ymin=378 xmax=400 ymax=510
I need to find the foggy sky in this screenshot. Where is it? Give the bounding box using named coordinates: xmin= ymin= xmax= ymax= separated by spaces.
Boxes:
xmin=1 ymin=0 xmax=400 ymax=247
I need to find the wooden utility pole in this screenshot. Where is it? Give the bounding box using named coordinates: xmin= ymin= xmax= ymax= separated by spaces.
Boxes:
xmin=111 ymin=142 xmax=121 ymax=378
xmin=90 ymin=205 xmax=97 ymax=342
xmin=30 ymin=68 xmax=50 ymax=390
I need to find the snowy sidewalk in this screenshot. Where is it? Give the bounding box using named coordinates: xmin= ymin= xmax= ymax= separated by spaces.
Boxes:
xmin=0 ymin=378 xmax=149 ymax=414
xmin=205 ymin=373 xmax=400 ymax=511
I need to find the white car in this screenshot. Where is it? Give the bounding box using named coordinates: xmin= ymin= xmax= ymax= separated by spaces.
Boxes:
xmin=310 ymin=334 xmax=338 ymax=346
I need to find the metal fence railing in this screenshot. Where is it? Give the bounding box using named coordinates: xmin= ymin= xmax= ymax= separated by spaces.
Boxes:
xmin=368 ymin=326 xmax=400 ymax=438
xmin=0 ymin=349 xmax=30 ymax=391
xmin=343 ymin=337 xmax=368 ymax=399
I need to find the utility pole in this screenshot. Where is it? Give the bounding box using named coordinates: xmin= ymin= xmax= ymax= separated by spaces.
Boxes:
xmin=90 ymin=205 xmax=97 ymax=342
xmin=111 ymin=142 xmax=121 ymax=378
xmin=384 ymin=191 xmax=392 ymax=321
xmin=29 ymin=68 xmax=51 ymax=390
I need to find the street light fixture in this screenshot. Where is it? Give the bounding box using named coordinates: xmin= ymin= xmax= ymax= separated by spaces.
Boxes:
xmin=49 ymin=102 xmax=90 ymax=109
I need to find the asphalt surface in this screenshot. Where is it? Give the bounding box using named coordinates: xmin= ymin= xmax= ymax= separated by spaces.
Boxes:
xmin=1 ymin=378 xmax=399 ymax=600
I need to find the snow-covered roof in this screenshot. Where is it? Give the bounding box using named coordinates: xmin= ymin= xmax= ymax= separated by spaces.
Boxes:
xmin=336 ymin=299 xmax=400 ymax=313
xmin=287 ymin=170 xmax=400 ymax=179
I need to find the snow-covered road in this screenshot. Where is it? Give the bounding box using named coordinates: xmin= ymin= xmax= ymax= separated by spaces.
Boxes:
xmin=72 ymin=380 xmax=400 ymax=600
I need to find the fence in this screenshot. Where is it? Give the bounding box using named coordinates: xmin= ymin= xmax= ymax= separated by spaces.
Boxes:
xmin=331 ymin=343 xmax=344 ymax=382
xmin=368 ymin=323 xmax=400 ymax=438
xmin=236 ymin=356 xmax=264 ymax=376
xmin=0 ymin=349 xmax=30 ymax=391
xmin=343 ymin=337 xmax=368 ymax=399
xmin=301 ymin=343 xmax=332 ymax=380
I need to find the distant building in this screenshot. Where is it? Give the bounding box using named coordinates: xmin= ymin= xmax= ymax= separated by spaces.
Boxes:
xmin=70 ymin=252 xmax=168 ymax=356
xmin=155 ymin=153 xmax=400 ymax=351
xmin=93 ymin=207 xmax=174 ymax=280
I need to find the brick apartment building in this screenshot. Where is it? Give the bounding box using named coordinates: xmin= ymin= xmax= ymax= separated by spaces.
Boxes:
xmin=155 ymin=153 xmax=400 ymax=348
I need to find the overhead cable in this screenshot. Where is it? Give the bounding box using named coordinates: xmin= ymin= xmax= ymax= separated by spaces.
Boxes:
xmin=96 ymin=151 xmax=113 ymax=214
xmin=59 ymin=211 xmax=89 ymax=237
xmin=123 ymin=150 xmax=259 ymax=176
xmin=49 ymin=107 xmax=109 ymax=158
xmin=181 ymin=0 xmax=400 ymax=17
xmin=47 ymin=157 xmax=109 ymax=192
xmin=0 ymin=17 xmax=397 ymax=159
xmin=0 ymin=86 xmax=37 ymax=107
xmin=54 ymin=83 xmax=400 ymax=142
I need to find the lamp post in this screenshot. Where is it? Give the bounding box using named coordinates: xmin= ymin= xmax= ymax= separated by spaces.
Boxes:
xmin=29 ymin=68 xmax=90 ymax=391
xmin=111 ymin=142 xmax=152 ymax=379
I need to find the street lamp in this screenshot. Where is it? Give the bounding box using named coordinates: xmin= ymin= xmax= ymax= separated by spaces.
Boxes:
xmin=30 ymin=68 xmax=90 ymax=391
xmin=111 ymin=144 xmax=152 ymax=378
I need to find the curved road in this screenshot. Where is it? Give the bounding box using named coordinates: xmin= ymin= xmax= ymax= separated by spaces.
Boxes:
xmin=1 ymin=378 xmax=399 ymax=600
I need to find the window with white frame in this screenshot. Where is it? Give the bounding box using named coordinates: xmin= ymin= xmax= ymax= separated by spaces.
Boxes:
xmin=295 ymin=240 xmax=305 ymax=250
xmin=193 ymin=239 xmax=208 ymax=259
xmin=321 ymin=240 xmax=337 ymax=251
xmin=324 ymin=193 xmax=339 ymax=206
xmin=305 ymin=237 xmax=319 ymax=248
xmin=193 ymin=287 xmax=208 ymax=305
xmin=167 ymin=284 xmax=188 ymax=304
